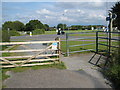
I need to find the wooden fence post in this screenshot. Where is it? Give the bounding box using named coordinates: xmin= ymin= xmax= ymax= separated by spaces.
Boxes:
xmin=58 ymin=38 xmax=61 ymax=61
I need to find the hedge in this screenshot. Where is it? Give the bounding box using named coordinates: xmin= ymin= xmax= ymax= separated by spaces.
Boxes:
xmin=32 ymin=29 xmax=45 ymax=35
xmin=9 ymin=30 xmax=21 ymax=36
xmin=1 ymin=30 xmax=10 ymax=42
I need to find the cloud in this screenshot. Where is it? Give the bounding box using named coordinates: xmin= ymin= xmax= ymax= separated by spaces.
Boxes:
xmin=2 ymin=2 xmax=117 ymax=26
xmin=3 ymin=0 xmax=118 ymax=2
xmin=36 ymin=9 xmax=52 ymax=15
xmin=59 ymin=16 xmax=76 ymax=22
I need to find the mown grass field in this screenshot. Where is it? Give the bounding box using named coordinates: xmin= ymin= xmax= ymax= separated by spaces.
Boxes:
xmin=61 ymin=40 xmax=119 ymax=54
xmin=45 ymin=30 xmax=98 ymax=35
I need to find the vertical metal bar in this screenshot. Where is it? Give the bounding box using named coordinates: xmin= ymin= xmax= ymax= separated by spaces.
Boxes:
xmin=106 ymin=31 xmax=109 ymax=53
xmin=96 ymin=31 xmax=98 ymax=53
xmin=66 ymin=33 xmax=69 ymax=56
xmin=108 ymin=31 xmax=111 ymax=57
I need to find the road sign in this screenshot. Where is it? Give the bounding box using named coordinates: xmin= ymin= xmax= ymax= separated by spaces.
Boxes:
xmin=112 ymin=13 xmax=117 ymax=19
xmin=106 ymin=17 xmax=110 ymax=21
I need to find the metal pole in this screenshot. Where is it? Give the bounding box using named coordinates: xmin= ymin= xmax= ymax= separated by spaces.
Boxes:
xmin=96 ymin=31 xmax=98 ymax=53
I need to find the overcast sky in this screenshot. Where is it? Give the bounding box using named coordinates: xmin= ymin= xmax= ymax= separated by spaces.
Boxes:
xmin=2 ymin=0 xmax=118 ymax=26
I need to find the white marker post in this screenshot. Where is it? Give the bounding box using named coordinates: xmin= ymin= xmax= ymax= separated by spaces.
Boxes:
xmin=30 ymin=32 xmax=32 ymax=36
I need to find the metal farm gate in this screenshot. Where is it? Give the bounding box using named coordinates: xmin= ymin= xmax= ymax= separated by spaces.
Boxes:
xmin=65 ymin=31 xmax=96 ymax=56
xmin=65 ymin=31 xmax=120 ymax=58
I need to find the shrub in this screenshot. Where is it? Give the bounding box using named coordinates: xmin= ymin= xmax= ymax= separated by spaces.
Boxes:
xmin=49 ymin=28 xmax=56 ymax=31
xmin=9 ymin=30 xmax=20 ymax=36
xmin=32 ymin=29 xmax=45 ymax=35
xmin=104 ymin=48 xmax=120 ymax=89
xmin=1 ymin=30 xmax=10 ymax=42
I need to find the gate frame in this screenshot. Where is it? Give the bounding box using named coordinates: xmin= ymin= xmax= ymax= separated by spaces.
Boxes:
xmin=0 ymin=38 xmax=61 ymax=68
xmin=66 ymin=31 xmax=96 ymax=56
xmin=65 ymin=31 xmax=120 ymax=57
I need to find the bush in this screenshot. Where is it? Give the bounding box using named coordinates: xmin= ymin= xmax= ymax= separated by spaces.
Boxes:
xmin=49 ymin=28 xmax=56 ymax=31
xmin=1 ymin=30 xmax=10 ymax=42
xmin=9 ymin=30 xmax=20 ymax=36
xmin=32 ymin=29 xmax=45 ymax=35
xmin=104 ymin=48 xmax=120 ymax=89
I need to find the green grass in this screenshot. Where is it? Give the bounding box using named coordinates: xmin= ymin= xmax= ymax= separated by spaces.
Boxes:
xmin=61 ymin=41 xmax=95 ymax=53
xmin=44 ymin=31 xmax=119 ymax=39
xmin=2 ymin=45 xmax=20 ymax=57
xmin=44 ymin=30 xmax=98 ymax=35
xmin=69 ymin=32 xmax=118 ymax=37
xmin=2 ymin=46 xmax=8 ymax=50
xmin=61 ymin=40 xmax=119 ymax=55
xmin=9 ymin=30 xmax=21 ymax=36
xmin=45 ymin=31 xmax=56 ymax=34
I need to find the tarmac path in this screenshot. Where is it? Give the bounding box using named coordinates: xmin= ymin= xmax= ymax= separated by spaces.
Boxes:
xmin=4 ymin=53 xmax=112 ymax=88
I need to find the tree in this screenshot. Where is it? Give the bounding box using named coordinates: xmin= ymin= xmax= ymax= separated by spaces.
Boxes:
xmin=2 ymin=21 xmax=13 ymax=30
xmin=87 ymin=25 xmax=92 ymax=30
xmin=111 ymin=1 xmax=120 ymax=30
xmin=12 ymin=21 xmax=24 ymax=31
xmin=25 ymin=20 xmax=44 ymax=31
xmin=57 ymin=23 xmax=67 ymax=30
xmin=92 ymin=25 xmax=97 ymax=29
xmin=2 ymin=21 xmax=24 ymax=31
xmin=44 ymin=24 xmax=49 ymax=31
xmin=24 ymin=23 xmax=33 ymax=31
xmin=71 ymin=25 xmax=83 ymax=30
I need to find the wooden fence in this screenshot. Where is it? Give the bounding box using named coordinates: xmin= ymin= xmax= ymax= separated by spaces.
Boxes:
xmin=0 ymin=38 xmax=60 ymax=68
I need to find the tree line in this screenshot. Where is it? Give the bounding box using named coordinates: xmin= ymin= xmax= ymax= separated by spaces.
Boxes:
xmin=57 ymin=24 xmax=105 ymax=30
xmin=2 ymin=20 xmax=50 ymax=31
xmin=2 ymin=20 xmax=105 ymax=32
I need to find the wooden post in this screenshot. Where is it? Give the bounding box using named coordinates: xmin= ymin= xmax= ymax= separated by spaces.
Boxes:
xmin=58 ymin=38 xmax=61 ymax=61
xmin=104 ymin=12 xmax=113 ymax=67
xmin=108 ymin=12 xmax=113 ymax=56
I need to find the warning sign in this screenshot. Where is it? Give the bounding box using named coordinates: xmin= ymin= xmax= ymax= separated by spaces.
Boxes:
xmin=52 ymin=42 xmax=57 ymax=50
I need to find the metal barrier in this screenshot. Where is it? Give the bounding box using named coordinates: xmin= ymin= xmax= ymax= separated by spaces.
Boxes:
xmin=65 ymin=31 xmax=120 ymax=56
xmin=96 ymin=31 xmax=120 ymax=56
xmin=66 ymin=31 xmax=96 ymax=56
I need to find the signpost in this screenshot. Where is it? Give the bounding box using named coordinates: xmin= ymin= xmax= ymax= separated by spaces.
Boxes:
xmin=106 ymin=12 xmax=117 ymax=55
xmin=104 ymin=12 xmax=117 ymax=66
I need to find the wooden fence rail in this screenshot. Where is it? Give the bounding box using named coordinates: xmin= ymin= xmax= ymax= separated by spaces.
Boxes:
xmin=0 ymin=38 xmax=60 ymax=68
